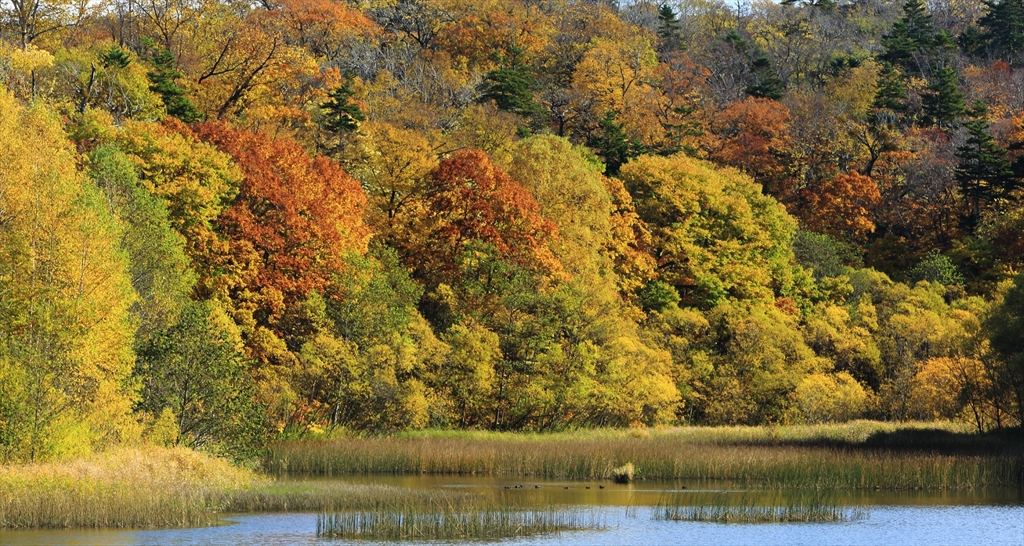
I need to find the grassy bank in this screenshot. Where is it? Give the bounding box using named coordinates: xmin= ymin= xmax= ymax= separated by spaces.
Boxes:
xmin=266 ymin=422 xmax=1023 ymax=489
xmin=0 ymin=447 xmax=261 ymax=529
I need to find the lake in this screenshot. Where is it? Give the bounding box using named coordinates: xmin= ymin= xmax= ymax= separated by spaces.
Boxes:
xmin=2 ymin=475 xmax=1021 ymax=545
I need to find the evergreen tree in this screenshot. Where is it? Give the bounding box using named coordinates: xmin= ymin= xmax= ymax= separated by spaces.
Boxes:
xmin=589 ymin=111 xmax=642 ymax=176
xmin=872 ymin=63 xmax=908 ymax=113
xmin=921 ymin=65 xmax=965 ymax=128
xmin=879 ymin=0 xmax=937 ymax=74
xmin=481 ymin=66 xmax=540 ymax=117
xmin=143 ymin=39 xmax=202 ymax=123
xmin=745 ymin=54 xmax=785 ymax=100
xmin=320 ymin=79 xmax=366 ymax=135
xmin=955 ymin=103 xmax=1015 ymax=222
xmin=979 ymin=0 xmax=1024 ymax=63
xmin=656 ymin=4 xmax=683 ymax=59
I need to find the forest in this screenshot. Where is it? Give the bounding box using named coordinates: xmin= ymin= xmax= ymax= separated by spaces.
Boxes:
xmin=1 ymin=0 xmax=1024 ymax=464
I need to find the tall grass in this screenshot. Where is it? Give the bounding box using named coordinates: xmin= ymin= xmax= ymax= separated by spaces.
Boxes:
xmin=316 ymin=495 xmax=601 ymax=540
xmin=223 ymin=480 xmax=486 ymax=513
xmin=0 ymin=447 xmax=261 ymax=529
xmin=267 ymin=422 xmax=1023 ymax=489
xmin=653 ymin=491 xmax=866 ymax=523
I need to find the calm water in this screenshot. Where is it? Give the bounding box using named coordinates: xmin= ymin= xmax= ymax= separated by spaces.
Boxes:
xmin=2 ymin=476 xmax=1022 ymax=546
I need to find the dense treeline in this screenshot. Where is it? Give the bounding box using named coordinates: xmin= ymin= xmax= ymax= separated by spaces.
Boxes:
xmin=1 ymin=0 xmax=1023 ymax=462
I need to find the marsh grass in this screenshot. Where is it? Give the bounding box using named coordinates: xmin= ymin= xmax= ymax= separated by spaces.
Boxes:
xmin=268 ymin=422 xmax=1023 ymax=489
xmin=224 ymin=481 xmax=486 ymax=513
xmin=653 ymin=491 xmax=865 ymax=523
xmin=0 ymin=447 xmax=261 ymax=529
xmin=317 ymin=501 xmax=601 ymax=540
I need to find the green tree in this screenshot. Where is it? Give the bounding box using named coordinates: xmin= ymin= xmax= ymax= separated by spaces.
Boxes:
xmin=588 ymin=111 xmax=642 ymax=176
xmin=136 ymin=301 xmax=263 ymax=460
xmin=143 ymin=39 xmax=203 ymax=123
xmin=320 ymin=77 xmax=366 ymax=150
xmin=87 ymin=144 xmax=196 ymax=341
xmin=979 ymin=0 xmax=1024 ymax=63
xmin=480 ymin=53 xmax=540 ymax=118
xmin=955 ymin=104 xmax=1015 ymax=222
xmin=879 ymin=0 xmax=937 ymax=74
xmin=920 ymin=65 xmax=965 ymax=129
xmin=985 ymin=273 xmax=1024 ymax=425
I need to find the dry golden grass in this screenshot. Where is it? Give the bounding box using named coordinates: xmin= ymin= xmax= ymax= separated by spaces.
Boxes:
xmin=0 ymin=446 xmax=263 ymax=529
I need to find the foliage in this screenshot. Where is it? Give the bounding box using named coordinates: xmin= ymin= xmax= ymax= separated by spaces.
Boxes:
xmin=136 ymin=301 xmax=264 ymax=461
xmin=0 ymin=91 xmax=138 ymax=461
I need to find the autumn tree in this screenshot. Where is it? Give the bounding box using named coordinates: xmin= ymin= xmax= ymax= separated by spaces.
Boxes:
xmin=620 ymin=153 xmax=812 ymax=310
xmin=0 ymin=90 xmax=138 ymax=461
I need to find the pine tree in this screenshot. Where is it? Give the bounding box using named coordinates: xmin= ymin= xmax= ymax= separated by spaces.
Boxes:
xmin=879 ymin=0 xmax=937 ymax=74
xmin=872 ymin=63 xmax=908 ymax=112
xmin=955 ymin=103 xmax=1015 ymax=222
xmin=980 ymin=0 xmax=1024 ymax=63
xmin=481 ymin=66 xmax=540 ymax=117
xmin=320 ymin=79 xmax=366 ymax=135
xmin=143 ymin=39 xmax=202 ymax=123
xmin=745 ymin=54 xmax=785 ymax=100
xmin=656 ymin=4 xmax=683 ymax=60
xmin=921 ymin=65 xmax=965 ymax=128
xmin=589 ymin=111 xmax=642 ymax=176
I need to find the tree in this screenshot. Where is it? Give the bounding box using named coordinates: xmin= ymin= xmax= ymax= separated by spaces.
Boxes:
xmin=0 ymin=91 xmax=138 ymax=461
xmin=136 ymin=301 xmax=263 ymax=460
xmin=320 ymin=78 xmax=365 ymax=138
xmin=879 ymin=0 xmax=937 ymax=75
xmin=87 ymin=144 xmax=195 ymax=342
xmin=986 ymin=272 xmax=1024 ymax=425
xmin=194 ymin=121 xmax=370 ymax=316
xmin=409 ymin=149 xmax=560 ymax=289
xmin=920 ymin=64 xmax=965 ymax=129
xmin=979 ymin=0 xmax=1024 ymax=64
xmin=619 ymin=153 xmax=811 ymax=310
xmin=142 ymin=39 xmax=203 ymax=123
xmin=656 ymin=3 xmax=683 ymax=60
xmin=955 ymin=105 xmax=1015 ymax=222
xmin=588 ymin=111 xmax=642 ymax=176
xmin=481 ymin=64 xmax=541 ymax=118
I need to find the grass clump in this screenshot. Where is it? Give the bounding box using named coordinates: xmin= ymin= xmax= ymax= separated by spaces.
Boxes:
xmin=654 ymin=491 xmax=865 ymax=523
xmin=0 ymin=447 xmax=262 ymax=529
xmin=611 ymin=462 xmax=635 ymax=483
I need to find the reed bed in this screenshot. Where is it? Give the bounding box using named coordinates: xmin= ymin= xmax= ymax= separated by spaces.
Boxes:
xmin=317 ymin=503 xmax=600 ymax=540
xmin=267 ymin=423 xmax=1023 ymax=490
xmin=223 ymin=481 xmax=486 ymax=513
xmin=653 ymin=491 xmax=865 ymax=523
xmin=0 ymin=447 xmax=261 ymax=529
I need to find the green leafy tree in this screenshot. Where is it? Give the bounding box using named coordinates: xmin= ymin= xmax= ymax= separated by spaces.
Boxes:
xmin=87 ymin=144 xmax=196 ymax=341
xmin=985 ymin=272 xmax=1024 ymax=425
xmin=908 ymin=250 xmax=964 ymax=286
xmin=136 ymin=301 xmax=263 ymax=461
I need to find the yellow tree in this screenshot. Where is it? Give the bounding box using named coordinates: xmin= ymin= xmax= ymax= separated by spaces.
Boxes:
xmin=0 ymin=89 xmax=138 ymax=460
